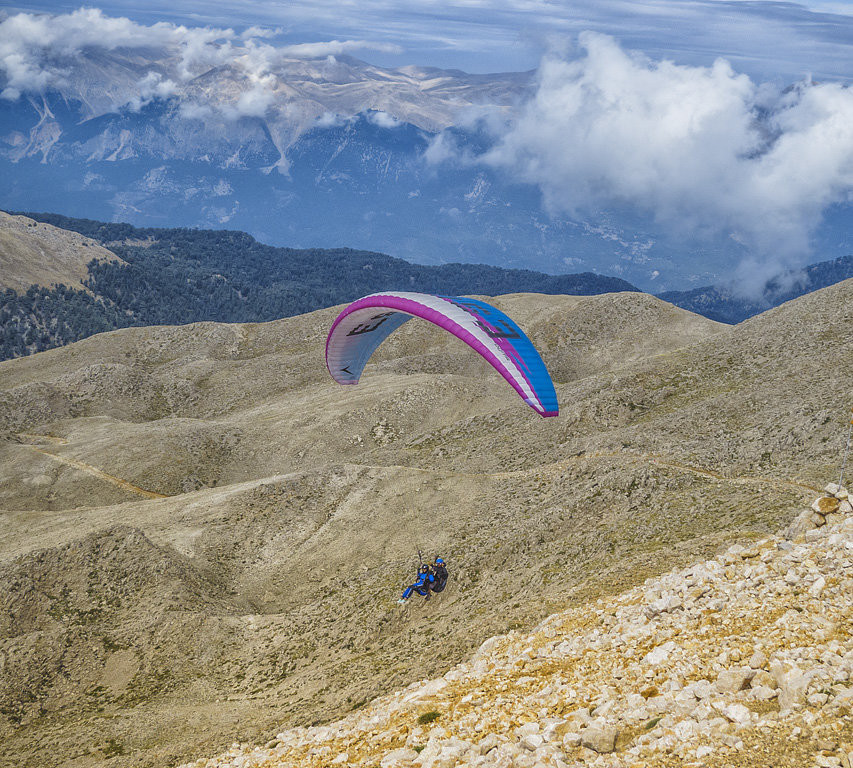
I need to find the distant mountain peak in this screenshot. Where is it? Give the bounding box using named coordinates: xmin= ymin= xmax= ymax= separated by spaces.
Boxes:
xmin=2 ymin=46 xmax=531 ymax=152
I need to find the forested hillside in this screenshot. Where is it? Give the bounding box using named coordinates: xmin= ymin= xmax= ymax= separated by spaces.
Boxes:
xmin=1 ymin=213 xmax=638 ymax=360
xmin=5 ymin=212 xmax=849 ymax=362
xmin=0 ymin=285 xmax=127 ymax=359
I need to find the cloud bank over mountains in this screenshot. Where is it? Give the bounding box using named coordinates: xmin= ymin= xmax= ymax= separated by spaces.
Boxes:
xmin=447 ymin=34 xmax=853 ymax=291
xmin=0 ymin=8 xmax=397 ymax=108
xmin=1 ymin=9 xmax=202 ymax=100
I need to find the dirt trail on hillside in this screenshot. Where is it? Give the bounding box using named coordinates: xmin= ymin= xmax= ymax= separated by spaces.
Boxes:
xmin=486 ymin=450 xmax=822 ymax=494
xmin=644 ymin=454 xmax=822 ymax=492
xmin=17 ymin=433 xmax=69 ymax=445
xmin=19 ymin=436 xmax=169 ymax=499
xmin=17 ymin=429 xmax=819 ymax=505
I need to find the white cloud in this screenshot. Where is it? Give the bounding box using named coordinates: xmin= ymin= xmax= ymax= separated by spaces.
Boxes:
xmin=124 ymin=71 xmax=178 ymax=111
xmin=171 ymin=26 xmax=236 ymax=81
xmin=423 ymin=131 xmax=474 ymax=166
xmin=0 ymin=8 xmax=225 ymax=98
xmin=240 ymin=26 xmax=280 ymax=41
xmin=178 ymin=101 xmax=213 ymax=120
xmin=0 ymin=11 xmax=396 ymax=97
xmin=140 ymin=72 xmax=178 ymax=99
xmin=367 ymin=110 xmax=402 ymax=128
xmin=0 ymin=9 xmax=403 ymax=124
xmin=477 ymin=33 xmax=853 ymax=293
xmin=225 ymin=80 xmax=275 ymax=119
xmin=314 ymin=111 xmax=351 ymax=128
xmin=280 ymin=39 xmax=403 ymax=58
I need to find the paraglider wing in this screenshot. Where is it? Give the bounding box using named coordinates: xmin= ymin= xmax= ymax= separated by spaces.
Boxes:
xmin=325 ymin=292 xmax=558 ymax=417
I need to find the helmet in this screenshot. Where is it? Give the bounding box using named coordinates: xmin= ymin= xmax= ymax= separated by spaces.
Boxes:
xmin=435 ymin=558 xmax=444 ymax=565
xmin=419 ymin=564 xmax=430 ymax=574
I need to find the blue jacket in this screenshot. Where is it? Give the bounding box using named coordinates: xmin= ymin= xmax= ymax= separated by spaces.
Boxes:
xmin=402 ymin=568 xmax=434 ymax=599
xmin=413 ymin=570 xmax=434 ymax=589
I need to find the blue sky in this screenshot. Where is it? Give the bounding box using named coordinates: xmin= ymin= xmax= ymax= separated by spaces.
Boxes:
xmin=4 ymin=0 xmax=853 ymax=81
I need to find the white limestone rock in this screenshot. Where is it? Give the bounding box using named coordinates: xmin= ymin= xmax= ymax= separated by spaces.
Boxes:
xmin=561 ymin=731 xmax=582 ymax=749
xmin=381 ymin=750 xmax=420 ymax=768
xmin=715 ymin=666 xmax=755 ymax=693
xmin=519 ymin=733 xmax=544 ymax=751
xmin=643 ymin=641 xmax=676 ymax=666
xmin=786 ymin=509 xmax=820 ymax=539
xmin=476 ymin=733 xmax=502 ymax=755
xmin=541 ymin=719 xmax=567 ymax=743
xmin=644 ymin=594 xmax=683 ymax=618
xmin=771 ymin=662 xmax=811 ymax=712
xmin=580 ymin=726 xmax=618 ymax=754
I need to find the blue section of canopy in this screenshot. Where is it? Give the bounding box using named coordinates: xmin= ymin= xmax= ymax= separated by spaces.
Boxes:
xmin=442 ymin=295 xmax=558 ymax=415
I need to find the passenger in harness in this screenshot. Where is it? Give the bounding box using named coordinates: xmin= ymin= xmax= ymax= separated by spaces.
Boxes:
xmin=397 ymin=564 xmax=434 ymax=603
xmin=430 ymin=557 xmax=448 ymax=593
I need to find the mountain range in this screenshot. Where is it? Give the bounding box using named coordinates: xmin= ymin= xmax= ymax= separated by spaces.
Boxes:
xmin=3 ymin=16 xmax=852 ymax=768
xmin=3 ymin=47 xmax=849 ymax=290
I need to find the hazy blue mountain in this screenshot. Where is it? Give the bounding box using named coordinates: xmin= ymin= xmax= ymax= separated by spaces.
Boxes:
xmin=658 ymin=255 xmax=853 ymax=324
xmin=1 ymin=96 xmax=664 ymax=283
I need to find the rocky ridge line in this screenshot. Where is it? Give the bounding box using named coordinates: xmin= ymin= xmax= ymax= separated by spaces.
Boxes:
xmin=180 ymin=484 xmax=853 ymax=768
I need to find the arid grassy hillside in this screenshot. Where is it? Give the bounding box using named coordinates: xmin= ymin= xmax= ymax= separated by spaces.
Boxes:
xmin=0 ymin=283 xmax=850 ymax=768
xmin=0 ymin=212 xmax=122 ymax=292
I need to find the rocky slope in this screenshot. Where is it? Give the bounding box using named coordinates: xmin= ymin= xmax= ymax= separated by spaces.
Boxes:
xmin=0 ymin=282 xmax=851 ymax=767
xmin=183 ymin=484 xmax=853 ymax=768
xmin=0 ymin=212 xmax=123 ymax=292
